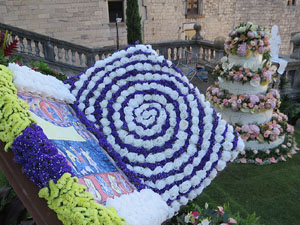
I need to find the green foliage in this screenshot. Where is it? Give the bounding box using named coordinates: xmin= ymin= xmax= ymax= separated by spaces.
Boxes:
xmin=279 ymin=95 xmax=300 ymax=125
xmin=126 ymin=0 xmax=142 ymax=44
xmin=30 ymin=61 xmax=67 ymax=82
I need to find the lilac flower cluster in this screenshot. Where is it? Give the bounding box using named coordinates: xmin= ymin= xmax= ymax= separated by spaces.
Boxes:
xmin=66 ymin=44 xmax=245 ymax=213
xmin=12 ymin=124 xmax=74 ymax=188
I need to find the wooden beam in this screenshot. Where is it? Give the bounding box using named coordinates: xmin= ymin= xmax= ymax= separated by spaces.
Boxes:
xmin=0 ymin=141 xmax=62 ymax=225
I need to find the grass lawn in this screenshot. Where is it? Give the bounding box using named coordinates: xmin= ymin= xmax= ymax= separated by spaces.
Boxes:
xmin=194 ymin=128 xmax=300 ymax=225
xmin=0 ymin=130 xmax=299 ymax=224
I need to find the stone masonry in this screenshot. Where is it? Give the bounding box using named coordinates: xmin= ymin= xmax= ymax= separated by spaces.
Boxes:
xmin=0 ymin=0 xmax=299 ymax=54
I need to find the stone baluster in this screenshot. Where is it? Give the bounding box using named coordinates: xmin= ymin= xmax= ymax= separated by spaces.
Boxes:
xmin=170 ymin=47 xmax=175 ymax=61
xmin=42 ymin=41 xmax=55 ymax=62
xmin=209 ymin=49 xmax=214 ymax=61
xmin=57 ymin=47 xmax=63 ymax=62
xmin=34 ymin=40 xmax=40 ymax=57
xmin=159 ymin=47 xmax=168 ymax=61
xmin=86 ymin=53 xmax=95 ymax=67
xmin=18 ymin=36 xmax=24 ymax=52
xmin=202 ymin=48 xmax=207 ymax=61
xmin=195 ymin=46 xmax=201 ymax=63
xmin=26 ymin=39 xmax=32 ymax=54
xmin=71 ymin=50 xmax=76 ymax=65
xmin=65 ymin=49 xmax=70 ymax=63
xmin=78 ymin=53 xmax=83 ymax=66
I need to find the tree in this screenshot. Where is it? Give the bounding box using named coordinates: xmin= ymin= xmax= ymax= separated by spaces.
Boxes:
xmin=126 ymin=0 xmax=142 ymax=44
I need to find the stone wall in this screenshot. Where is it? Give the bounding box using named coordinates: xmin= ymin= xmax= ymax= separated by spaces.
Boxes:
xmin=1 ymin=0 xmax=299 ymax=54
xmin=0 ymin=0 xmax=128 ymax=48
xmin=141 ymin=0 xmax=300 ymax=54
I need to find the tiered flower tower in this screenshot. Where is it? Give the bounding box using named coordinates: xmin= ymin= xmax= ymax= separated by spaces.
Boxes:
xmin=207 ymin=22 xmax=299 ymax=164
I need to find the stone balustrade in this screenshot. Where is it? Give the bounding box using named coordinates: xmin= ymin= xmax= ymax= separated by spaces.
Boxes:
xmin=0 ymin=22 xmax=299 ymax=99
xmin=0 ymin=22 xmax=223 ymax=74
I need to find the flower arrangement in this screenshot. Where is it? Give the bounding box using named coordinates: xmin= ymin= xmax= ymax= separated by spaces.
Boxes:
xmin=0 ymin=65 xmax=126 ymax=224
xmin=237 ymin=134 xmax=299 ymax=165
xmin=234 ymin=110 xmax=292 ymax=143
xmin=206 ymin=85 xmax=280 ymax=113
xmin=224 ymin=22 xmax=271 ymax=58
xmin=66 ymin=44 xmax=245 ymax=213
xmin=213 ymin=56 xmax=277 ymax=85
xmin=183 ymin=205 xmax=238 ymax=225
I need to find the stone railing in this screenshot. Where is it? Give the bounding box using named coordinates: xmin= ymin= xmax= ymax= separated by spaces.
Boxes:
xmin=0 ymin=23 xmax=224 ymax=75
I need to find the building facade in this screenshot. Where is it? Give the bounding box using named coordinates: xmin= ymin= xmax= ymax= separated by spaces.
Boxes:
xmin=0 ymin=0 xmax=299 ymax=54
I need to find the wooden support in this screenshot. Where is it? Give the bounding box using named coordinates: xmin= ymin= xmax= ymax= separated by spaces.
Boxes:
xmin=0 ymin=141 xmax=62 ymax=225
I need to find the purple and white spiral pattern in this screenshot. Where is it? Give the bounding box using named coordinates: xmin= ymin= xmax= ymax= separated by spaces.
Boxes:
xmin=66 ymin=44 xmax=244 ymax=213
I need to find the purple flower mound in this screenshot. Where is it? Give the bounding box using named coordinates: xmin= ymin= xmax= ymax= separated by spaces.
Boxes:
xmin=12 ymin=124 xmax=74 ymax=188
xmin=65 ymin=44 xmax=245 ymax=213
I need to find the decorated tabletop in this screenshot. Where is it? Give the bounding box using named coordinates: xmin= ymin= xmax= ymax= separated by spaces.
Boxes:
xmin=1 ymin=44 xmax=245 ymax=225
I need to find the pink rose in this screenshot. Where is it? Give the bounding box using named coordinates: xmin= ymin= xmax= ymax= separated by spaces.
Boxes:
xmin=250 ymin=125 xmax=260 ymax=133
xmin=269 ymin=157 xmax=277 ymax=163
xmin=241 ymin=125 xmax=250 ymax=132
xmin=249 ymin=95 xmax=260 ymax=103
xmin=248 ymin=103 xmax=254 ymax=108
xmin=228 ymin=218 xmax=238 ymax=224
xmin=255 ymin=158 xmax=263 ymax=164
xmin=241 ymin=158 xmax=247 ymax=163
xmin=281 ymin=155 xmax=287 ymax=161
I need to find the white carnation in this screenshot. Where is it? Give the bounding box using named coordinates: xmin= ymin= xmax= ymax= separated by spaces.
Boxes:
xmin=221 ymin=151 xmax=232 ymax=162
xmin=179 ymin=181 xmax=191 ymax=193
xmin=223 ymin=141 xmax=233 ymax=151
xmin=209 ymin=169 xmax=218 ymax=179
xmin=216 ymin=160 xmax=226 ymax=171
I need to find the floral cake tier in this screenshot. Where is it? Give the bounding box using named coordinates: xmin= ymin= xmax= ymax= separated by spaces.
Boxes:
xmin=207 ymin=22 xmax=299 ymax=165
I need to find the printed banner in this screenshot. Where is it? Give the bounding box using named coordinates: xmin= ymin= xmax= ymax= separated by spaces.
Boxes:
xmin=18 ymin=93 xmax=134 ymax=204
